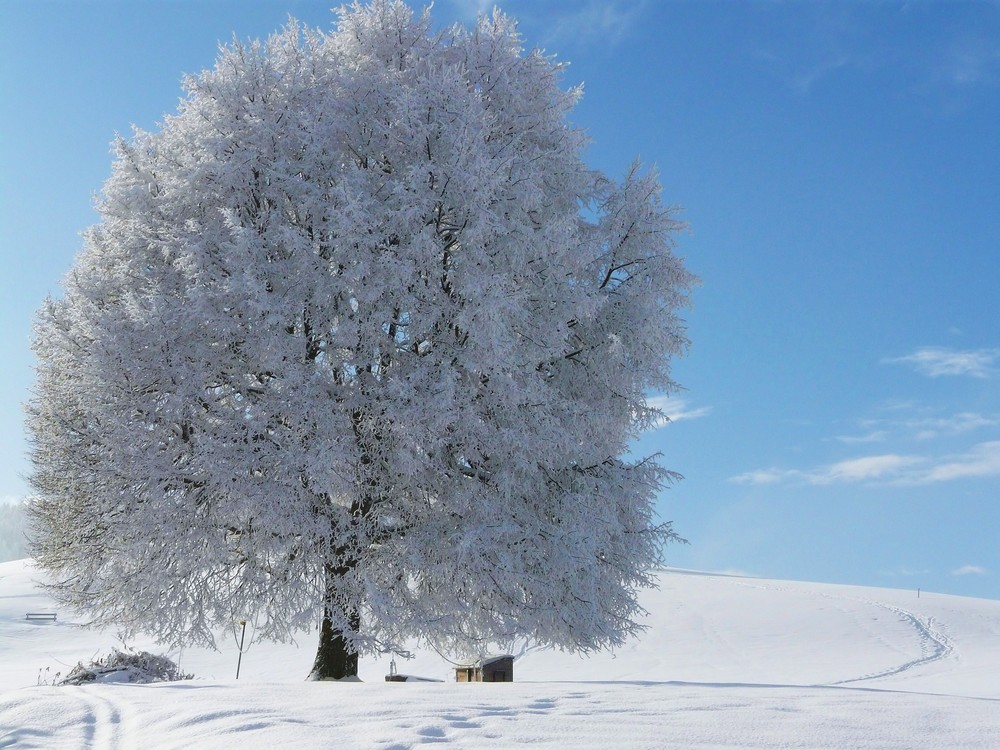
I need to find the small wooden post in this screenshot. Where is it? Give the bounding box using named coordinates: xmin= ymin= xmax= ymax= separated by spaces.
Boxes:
xmin=235 ymin=620 xmax=247 ymax=679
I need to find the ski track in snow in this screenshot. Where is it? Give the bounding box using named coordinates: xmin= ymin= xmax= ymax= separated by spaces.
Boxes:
xmin=731 ymin=578 xmax=956 ymax=687
xmin=74 ymin=685 xmax=125 ymax=749
xmin=828 ymin=600 xmax=954 ymax=686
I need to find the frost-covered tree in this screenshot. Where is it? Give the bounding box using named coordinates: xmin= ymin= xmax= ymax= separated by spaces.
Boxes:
xmin=0 ymin=500 xmax=29 ymax=562
xmin=27 ymin=1 xmax=694 ymax=680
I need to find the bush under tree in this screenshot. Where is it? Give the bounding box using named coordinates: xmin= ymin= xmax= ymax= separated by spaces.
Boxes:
xmin=55 ymin=648 xmax=193 ymax=686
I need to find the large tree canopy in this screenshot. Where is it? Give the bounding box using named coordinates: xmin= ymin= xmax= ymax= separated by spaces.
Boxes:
xmin=28 ymin=0 xmax=694 ymax=679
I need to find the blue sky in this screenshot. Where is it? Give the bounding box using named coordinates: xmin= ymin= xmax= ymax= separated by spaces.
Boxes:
xmin=2 ymin=1 xmax=998 ymax=599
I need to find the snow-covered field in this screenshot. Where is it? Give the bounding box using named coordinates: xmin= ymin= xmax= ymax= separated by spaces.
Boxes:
xmin=2 ymin=560 xmax=999 ymax=748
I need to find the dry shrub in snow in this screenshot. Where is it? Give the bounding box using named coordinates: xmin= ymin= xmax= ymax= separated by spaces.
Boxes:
xmin=56 ymin=648 xmax=193 ymax=685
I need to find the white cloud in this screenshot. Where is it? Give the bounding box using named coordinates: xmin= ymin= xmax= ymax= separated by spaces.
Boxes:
xmin=941 ymin=37 xmax=1000 ymax=87
xmin=812 ymin=455 xmax=921 ymax=484
xmin=840 ymin=408 xmax=999 ymax=443
xmin=731 ymin=454 xmax=920 ymax=486
xmin=907 ymin=412 xmax=1000 ymax=441
xmin=645 ymin=395 xmax=711 ymax=429
xmin=791 ymin=55 xmax=852 ymax=95
xmin=734 ymin=442 xmax=1000 ymax=487
xmin=730 ymin=468 xmax=799 ymax=486
xmin=442 ymin=0 xmax=495 ymax=21
xmin=887 ymin=347 xmax=999 ymax=378
xmin=879 ymin=566 xmax=930 ymax=579
xmin=919 ymin=441 xmax=1000 ymax=483
xmin=953 ymin=564 xmax=988 ymax=577
xmin=835 ymin=430 xmax=888 ymax=445
xmin=548 ymin=0 xmax=646 ymax=48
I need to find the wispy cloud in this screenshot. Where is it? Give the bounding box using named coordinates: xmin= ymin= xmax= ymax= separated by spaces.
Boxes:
xmin=919 ymin=441 xmax=1000 ymax=483
xmin=838 ymin=408 xmax=1000 ymax=443
xmin=835 ymin=430 xmax=888 ymax=445
xmin=953 ymin=564 xmax=988 ymax=577
xmin=907 ymin=412 xmax=1000 ymax=441
xmin=442 ymin=0 xmax=495 ymax=21
xmin=729 ymin=468 xmax=797 ymax=486
xmin=879 ymin=565 xmax=930 ymax=579
xmin=547 ymin=0 xmax=647 ymax=48
xmin=645 ymin=395 xmax=710 ymax=429
xmin=817 ymin=455 xmax=921 ymax=484
xmin=731 ymin=454 xmax=920 ymax=486
xmin=790 ymin=54 xmax=852 ymax=95
xmin=732 ymin=441 xmax=1000 ymax=487
xmin=887 ymin=346 xmax=999 ymax=378
xmin=939 ymin=36 xmax=1000 ymax=88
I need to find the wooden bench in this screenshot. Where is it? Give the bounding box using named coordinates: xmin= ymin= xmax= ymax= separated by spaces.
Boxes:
xmin=25 ymin=613 xmax=57 ymax=622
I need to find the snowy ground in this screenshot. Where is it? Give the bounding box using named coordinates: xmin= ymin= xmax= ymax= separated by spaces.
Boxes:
xmin=2 ymin=560 xmax=999 ymax=748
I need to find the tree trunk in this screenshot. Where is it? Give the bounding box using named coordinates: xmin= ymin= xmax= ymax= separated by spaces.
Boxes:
xmin=308 ymin=562 xmax=361 ymax=681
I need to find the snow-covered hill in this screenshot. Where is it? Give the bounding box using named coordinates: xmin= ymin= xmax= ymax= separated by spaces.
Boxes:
xmin=2 ymin=559 xmax=999 ymax=748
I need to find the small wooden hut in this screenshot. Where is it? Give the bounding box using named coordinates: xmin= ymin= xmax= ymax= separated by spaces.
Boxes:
xmin=454 ymin=655 xmax=514 ymax=683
